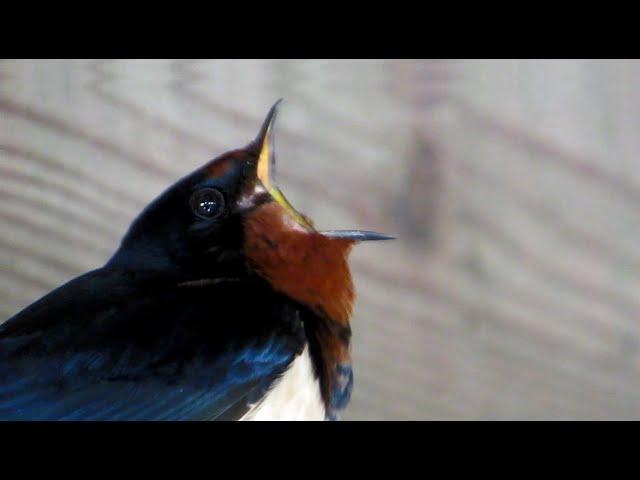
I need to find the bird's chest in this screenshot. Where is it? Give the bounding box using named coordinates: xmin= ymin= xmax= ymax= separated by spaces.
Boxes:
xmin=240 ymin=346 xmax=326 ymax=421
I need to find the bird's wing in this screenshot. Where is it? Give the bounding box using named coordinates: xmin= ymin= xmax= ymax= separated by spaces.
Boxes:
xmin=0 ymin=268 xmax=306 ymax=420
xmin=0 ymin=339 xmax=294 ymax=421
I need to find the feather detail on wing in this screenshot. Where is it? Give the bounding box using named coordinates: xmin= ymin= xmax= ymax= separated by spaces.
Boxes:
xmin=0 ymin=268 xmax=306 ymax=421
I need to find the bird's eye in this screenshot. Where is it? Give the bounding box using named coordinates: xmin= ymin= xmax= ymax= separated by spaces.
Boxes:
xmin=190 ymin=188 xmax=225 ymax=220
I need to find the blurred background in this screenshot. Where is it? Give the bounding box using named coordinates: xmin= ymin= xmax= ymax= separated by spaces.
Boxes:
xmin=1 ymin=59 xmax=640 ymax=419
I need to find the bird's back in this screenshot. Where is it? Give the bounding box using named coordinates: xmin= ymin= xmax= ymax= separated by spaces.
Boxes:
xmin=0 ymin=267 xmax=309 ymax=420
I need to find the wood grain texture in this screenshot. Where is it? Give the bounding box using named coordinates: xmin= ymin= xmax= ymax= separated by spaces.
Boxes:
xmin=2 ymin=59 xmax=640 ymax=419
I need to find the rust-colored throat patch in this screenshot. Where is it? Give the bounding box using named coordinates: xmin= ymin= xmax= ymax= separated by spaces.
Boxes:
xmin=243 ymin=202 xmax=355 ymax=325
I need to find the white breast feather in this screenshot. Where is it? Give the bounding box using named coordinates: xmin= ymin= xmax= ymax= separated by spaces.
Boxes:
xmin=240 ymin=346 xmax=326 ymax=421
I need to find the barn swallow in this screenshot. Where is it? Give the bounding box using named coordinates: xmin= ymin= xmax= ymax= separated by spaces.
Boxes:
xmin=0 ymin=100 xmax=393 ymax=420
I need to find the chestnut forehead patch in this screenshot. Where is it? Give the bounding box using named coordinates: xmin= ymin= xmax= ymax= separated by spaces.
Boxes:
xmin=206 ymin=151 xmax=244 ymax=179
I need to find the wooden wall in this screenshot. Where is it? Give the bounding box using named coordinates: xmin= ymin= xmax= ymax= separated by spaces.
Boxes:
xmin=1 ymin=59 xmax=639 ymax=419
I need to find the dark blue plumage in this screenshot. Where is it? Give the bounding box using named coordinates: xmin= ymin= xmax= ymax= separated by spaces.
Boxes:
xmin=0 ymin=268 xmax=306 ymax=420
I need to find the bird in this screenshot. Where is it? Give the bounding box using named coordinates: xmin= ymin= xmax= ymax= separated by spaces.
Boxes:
xmin=0 ymin=100 xmax=393 ymax=421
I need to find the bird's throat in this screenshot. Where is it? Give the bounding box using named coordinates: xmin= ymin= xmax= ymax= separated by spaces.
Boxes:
xmin=243 ymin=202 xmax=355 ymax=326
xmin=243 ymin=202 xmax=356 ymax=413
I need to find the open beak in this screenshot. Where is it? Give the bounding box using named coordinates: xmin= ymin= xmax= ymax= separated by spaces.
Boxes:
xmin=319 ymin=230 xmax=395 ymax=241
xmin=253 ymin=100 xmax=395 ymax=243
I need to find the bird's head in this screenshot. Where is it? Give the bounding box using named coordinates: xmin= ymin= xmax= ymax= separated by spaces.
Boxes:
xmin=110 ymin=100 xmax=393 ymax=325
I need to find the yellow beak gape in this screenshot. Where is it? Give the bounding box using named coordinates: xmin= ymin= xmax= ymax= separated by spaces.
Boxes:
xmin=256 ymin=107 xmax=315 ymax=231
